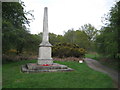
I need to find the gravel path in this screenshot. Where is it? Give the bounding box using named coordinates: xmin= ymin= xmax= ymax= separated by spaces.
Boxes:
xmin=84 ymin=58 xmax=119 ymax=88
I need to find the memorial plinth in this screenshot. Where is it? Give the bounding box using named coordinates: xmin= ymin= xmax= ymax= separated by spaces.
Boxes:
xmin=21 ymin=7 xmax=74 ymax=73
xmin=21 ymin=63 xmax=73 ymax=73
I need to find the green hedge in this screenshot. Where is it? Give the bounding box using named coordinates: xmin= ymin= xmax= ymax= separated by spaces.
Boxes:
xmin=52 ymin=43 xmax=86 ymax=58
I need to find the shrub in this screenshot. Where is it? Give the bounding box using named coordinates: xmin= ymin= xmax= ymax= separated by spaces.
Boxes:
xmin=53 ymin=57 xmax=83 ymax=62
xmin=6 ymin=49 xmax=17 ymax=55
xmin=2 ymin=54 xmax=37 ymax=64
xmin=52 ymin=43 xmax=86 ymax=58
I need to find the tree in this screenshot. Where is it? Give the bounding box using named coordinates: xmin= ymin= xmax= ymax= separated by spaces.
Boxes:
xmin=64 ymin=29 xmax=75 ymax=44
xmin=2 ymin=2 xmax=31 ymax=28
xmin=2 ymin=21 xmax=15 ymax=53
xmin=96 ymin=1 xmax=120 ymax=59
xmin=24 ymin=34 xmax=40 ymax=55
xmin=64 ymin=29 xmax=90 ymax=50
xmin=109 ymin=1 xmax=120 ymax=58
xmin=49 ymin=33 xmax=58 ymax=45
xmin=56 ymin=35 xmax=64 ymax=43
xmin=80 ymin=24 xmax=98 ymax=52
xmin=80 ymin=23 xmax=98 ymax=41
xmin=2 ymin=2 xmax=34 ymax=54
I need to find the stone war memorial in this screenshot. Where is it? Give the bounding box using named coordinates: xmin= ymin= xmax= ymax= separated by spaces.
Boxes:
xmin=21 ymin=7 xmax=74 ymax=73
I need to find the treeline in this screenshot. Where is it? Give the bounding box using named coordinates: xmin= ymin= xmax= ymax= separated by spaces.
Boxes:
xmin=49 ymin=25 xmax=97 ymax=51
xmin=3 ymin=25 xmax=97 ymax=55
xmin=2 ymin=1 xmax=120 ymax=62
xmin=2 ymin=2 xmax=97 ymax=56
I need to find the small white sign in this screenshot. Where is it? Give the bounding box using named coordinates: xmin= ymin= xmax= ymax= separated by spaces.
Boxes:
xmin=79 ymin=60 xmax=83 ymax=63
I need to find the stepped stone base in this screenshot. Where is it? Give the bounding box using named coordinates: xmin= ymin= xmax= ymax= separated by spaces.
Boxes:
xmin=21 ymin=63 xmax=74 ymax=73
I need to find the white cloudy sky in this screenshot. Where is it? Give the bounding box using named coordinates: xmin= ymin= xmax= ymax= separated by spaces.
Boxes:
xmin=22 ymin=0 xmax=117 ymax=35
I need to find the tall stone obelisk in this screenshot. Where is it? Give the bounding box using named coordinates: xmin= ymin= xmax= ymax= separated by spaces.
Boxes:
xmin=38 ymin=7 xmax=53 ymax=65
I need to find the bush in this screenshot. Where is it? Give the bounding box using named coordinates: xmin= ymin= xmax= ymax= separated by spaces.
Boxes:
xmin=52 ymin=43 xmax=86 ymax=58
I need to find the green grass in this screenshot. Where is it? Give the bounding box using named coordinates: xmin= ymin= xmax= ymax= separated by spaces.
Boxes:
xmin=85 ymin=53 xmax=100 ymax=60
xmin=3 ymin=60 xmax=114 ymax=88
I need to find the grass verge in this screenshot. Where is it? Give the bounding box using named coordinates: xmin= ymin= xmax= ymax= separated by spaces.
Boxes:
xmin=3 ymin=60 xmax=113 ymax=88
xmin=85 ymin=53 xmax=100 ymax=60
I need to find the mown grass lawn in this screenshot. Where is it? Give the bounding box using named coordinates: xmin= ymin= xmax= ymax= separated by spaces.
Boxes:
xmin=2 ymin=60 xmax=114 ymax=88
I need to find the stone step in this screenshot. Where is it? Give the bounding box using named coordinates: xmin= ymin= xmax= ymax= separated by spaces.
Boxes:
xmin=21 ymin=63 xmax=74 ymax=73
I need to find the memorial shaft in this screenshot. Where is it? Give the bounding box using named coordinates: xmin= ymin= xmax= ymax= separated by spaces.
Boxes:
xmin=40 ymin=7 xmax=51 ymax=46
xmin=38 ymin=7 xmax=53 ymax=65
xmin=43 ymin=7 xmax=48 ymax=42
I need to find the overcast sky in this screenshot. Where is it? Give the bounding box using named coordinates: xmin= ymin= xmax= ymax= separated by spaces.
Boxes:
xmin=22 ymin=0 xmax=117 ymax=35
